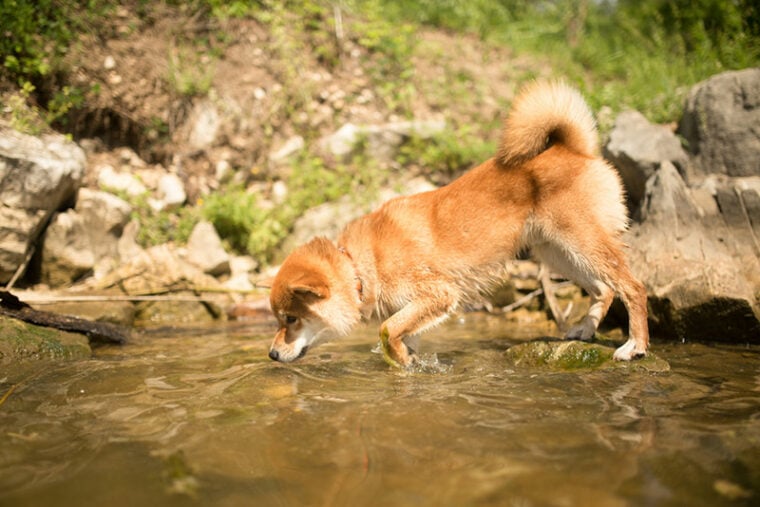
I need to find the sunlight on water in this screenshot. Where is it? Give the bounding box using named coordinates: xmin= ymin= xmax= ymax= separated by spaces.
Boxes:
xmin=1 ymin=314 xmax=759 ymax=506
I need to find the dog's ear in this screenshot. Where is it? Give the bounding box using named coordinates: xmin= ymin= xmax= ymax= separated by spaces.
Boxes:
xmin=290 ymin=283 xmax=329 ymax=299
xmin=289 ymin=274 xmax=330 ymax=299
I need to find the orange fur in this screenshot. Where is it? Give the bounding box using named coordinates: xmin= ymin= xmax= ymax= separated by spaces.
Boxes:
xmin=268 ymin=81 xmax=649 ymax=366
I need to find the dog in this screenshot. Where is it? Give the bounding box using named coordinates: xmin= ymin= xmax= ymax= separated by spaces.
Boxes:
xmin=267 ymin=81 xmax=649 ymax=367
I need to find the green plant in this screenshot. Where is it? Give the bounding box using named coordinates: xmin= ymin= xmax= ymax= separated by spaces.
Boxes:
xmin=167 ymin=45 xmax=216 ymax=97
xmin=398 ymin=125 xmax=497 ymax=179
xmin=4 ymin=81 xmax=47 ymax=135
xmin=201 ymin=150 xmax=383 ymax=264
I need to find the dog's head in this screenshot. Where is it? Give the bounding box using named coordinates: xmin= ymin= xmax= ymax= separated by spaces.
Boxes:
xmin=268 ymin=238 xmax=362 ymax=363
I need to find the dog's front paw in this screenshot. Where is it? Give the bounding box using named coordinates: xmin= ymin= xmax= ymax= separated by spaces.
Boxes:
xmin=379 ymin=327 xmax=416 ymax=369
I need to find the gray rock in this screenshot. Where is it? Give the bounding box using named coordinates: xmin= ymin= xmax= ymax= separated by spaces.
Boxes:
xmin=185 ymin=220 xmax=230 ymax=276
xmin=0 ymin=129 xmax=85 ymax=283
xmin=151 ymin=172 xmax=186 ymax=211
xmin=626 ymin=161 xmax=760 ymax=343
xmin=318 ymin=119 xmax=446 ymax=161
xmin=269 ymin=135 xmax=305 ymax=163
xmin=187 ymin=100 xmax=221 ymax=150
xmin=97 ymin=164 xmax=147 ymax=196
xmin=603 ymin=110 xmax=690 ymax=212
xmin=41 ymin=189 xmax=132 ymax=286
xmin=678 ymin=68 xmax=760 ymax=177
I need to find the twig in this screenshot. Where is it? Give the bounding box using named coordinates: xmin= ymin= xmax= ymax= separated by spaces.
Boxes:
xmin=502 ymin=287 xmax=543 ymax=313
xmin=5 ymin=243 xmax=36 ymax=290
xmin=540 ymin=266 xmax=568 ymax=332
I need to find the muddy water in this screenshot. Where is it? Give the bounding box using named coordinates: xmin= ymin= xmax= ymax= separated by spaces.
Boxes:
xmin=1 ymin=314 xmax=759 ymax=507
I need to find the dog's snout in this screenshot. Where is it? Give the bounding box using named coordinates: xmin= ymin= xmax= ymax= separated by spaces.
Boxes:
xmin=268 ymin=349 xmax=280 ymax=361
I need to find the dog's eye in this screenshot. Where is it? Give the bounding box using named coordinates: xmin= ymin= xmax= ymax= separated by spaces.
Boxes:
xmin=285 ymin=315 xmax=298 ymax=324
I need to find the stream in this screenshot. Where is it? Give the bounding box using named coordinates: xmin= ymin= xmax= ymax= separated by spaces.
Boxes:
xmin=1 ymin=313 xmax=759 ymax=506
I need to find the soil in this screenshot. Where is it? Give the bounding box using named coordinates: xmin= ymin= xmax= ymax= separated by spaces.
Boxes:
xmin=52 ymin=4 xmax=549 ymax=196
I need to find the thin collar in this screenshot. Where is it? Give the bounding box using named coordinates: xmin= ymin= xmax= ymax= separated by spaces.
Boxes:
xmin=338 ymin=245 xmax=364 ymax=303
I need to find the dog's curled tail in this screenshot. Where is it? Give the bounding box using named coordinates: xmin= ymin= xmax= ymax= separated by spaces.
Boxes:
xmin=498 ymin=81 xmax=598 ymax=167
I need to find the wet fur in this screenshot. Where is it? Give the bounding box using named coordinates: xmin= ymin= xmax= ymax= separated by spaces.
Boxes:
xmin=268 ymin=81 xmax=649 ymax=366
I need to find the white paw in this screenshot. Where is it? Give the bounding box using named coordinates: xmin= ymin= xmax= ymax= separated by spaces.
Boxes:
xmin=613 ymin=339 xmax=646 ymax=361
xmin=564 ymin=321 xmax=595 ymax=341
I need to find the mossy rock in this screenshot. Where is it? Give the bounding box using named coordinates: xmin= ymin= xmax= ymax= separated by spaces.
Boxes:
xmin=504 ymin=340 xmax=669 ymax=372
xmin=0 ymin=315 xmax=91 ymax=362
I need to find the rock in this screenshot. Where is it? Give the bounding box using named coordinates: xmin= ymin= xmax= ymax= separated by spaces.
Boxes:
xmin=269 ymin=135 xmax=305 ymax=163
xmin=626 ymin=161 xmax=760 ymax=343
xmin=318 ymin=119 xmax=446 ymax=161
xmin=151 ymin=172 xmax=186 ymax=211
xmin=0 ymin=315 xmax=91 ymax=363
xmin=40 ymin=189 xmax=132 ymax=287
xmin=678 ymin=68 xmax=760 ymax=177
xmin=185 ymin=220 xmax=230 ymax=276
xmin=0 ymin=128 xmax=85 ymax=283
xmin=36 ymin=295 xmax=136 ymax=327
xmin=187 ymin=100 xmax=221 ymax=150
xmin=504 ymin=340 xmax=670 ymax=372
xmin=93 ymin=244 xmax=227 ymax=324
xmin=97 ymin=164 xmax=147 ymax=196
xmin=603 ymin=110 xmax=690 ymax=212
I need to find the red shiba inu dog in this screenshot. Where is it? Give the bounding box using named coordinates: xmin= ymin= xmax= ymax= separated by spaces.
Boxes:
xmin=268 ymin=81 xmax=649 ymax=367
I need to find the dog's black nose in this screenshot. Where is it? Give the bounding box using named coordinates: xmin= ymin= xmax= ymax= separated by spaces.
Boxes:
xmin=268 ymin=349 xmax=280 ymax=361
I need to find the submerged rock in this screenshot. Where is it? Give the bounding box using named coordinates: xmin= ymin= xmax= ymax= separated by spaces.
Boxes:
xmin=0 ymin=315 xmax=91 ymax=362
xmin=504 ymin=340 xmax=670 ymax=372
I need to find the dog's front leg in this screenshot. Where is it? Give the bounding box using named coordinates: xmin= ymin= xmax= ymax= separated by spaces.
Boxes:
xmin=379 ymin=295 xmax=455 ymax=368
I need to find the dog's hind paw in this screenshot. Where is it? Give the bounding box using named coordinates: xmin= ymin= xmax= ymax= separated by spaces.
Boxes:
xmin=613 ymin=339 xmax=647 ymax=361
xmin=564 ymin=321 xmax=595 ymax=341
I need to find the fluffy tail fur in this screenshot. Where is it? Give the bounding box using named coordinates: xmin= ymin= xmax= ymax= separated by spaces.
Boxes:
xmin=498 ymin=81 xmax=599 ymax=167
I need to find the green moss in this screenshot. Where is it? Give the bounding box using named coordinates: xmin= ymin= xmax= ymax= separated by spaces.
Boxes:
xmin=379 ymin=326 xmax=403 ymax=369
xmin=504 ymin=340 xmax=670 ymax=373
xmin=0 ymin=316 xmax=91 ymax=362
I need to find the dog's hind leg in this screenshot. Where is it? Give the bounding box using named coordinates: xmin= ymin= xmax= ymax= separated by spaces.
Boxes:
xmin=533 ymin=243 xmax=613 ymax=341
xmin=532 ymin=237 xmax=649 ymax=360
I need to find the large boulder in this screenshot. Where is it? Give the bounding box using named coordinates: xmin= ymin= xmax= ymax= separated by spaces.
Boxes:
xmin=603 ymin=110 xmax=690 ymax=212
xmin=604 ymin=71 xmax=760 ymax=345
xmin=625 ymin=162 xmax=760 ymax=342
xmin=0 ymin=129 xmax=85 ymax=283
xmin=678 ymin=68 xmax=760 ymax=177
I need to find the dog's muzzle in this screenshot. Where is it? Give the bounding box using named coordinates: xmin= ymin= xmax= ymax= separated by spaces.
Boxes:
xmin=268 ymin=346 xmax=308 ymax=362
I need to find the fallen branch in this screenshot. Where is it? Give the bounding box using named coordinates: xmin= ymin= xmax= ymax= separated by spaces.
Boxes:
xmin=502 ymin=287 xmax=543 ymax=313
xmin=0 ymin=290 xmax=129 ymax=344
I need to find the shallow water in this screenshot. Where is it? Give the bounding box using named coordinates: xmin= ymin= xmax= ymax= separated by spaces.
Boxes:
xmin=1 ymin=313 xmax=759 ymax=507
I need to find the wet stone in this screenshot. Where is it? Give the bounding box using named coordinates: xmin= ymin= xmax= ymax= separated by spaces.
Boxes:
xmin=504 ymin=339 xmax=670 ymax=372
xmin=0 ymin=315 xmax=91 ymax=362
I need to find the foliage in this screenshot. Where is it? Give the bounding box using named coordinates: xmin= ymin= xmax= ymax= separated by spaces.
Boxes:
xmin=120 ymin=192 xmax=200 ymax=248
xmin=166 ymin=45 xmax=216 ymax=97
xmin=378 ymin=0 xmax=760 ymax=122
xmin=398 ymin=125 xmax=496 ymax=180
xmin=202 ymin=151 xmax=382 ymax=263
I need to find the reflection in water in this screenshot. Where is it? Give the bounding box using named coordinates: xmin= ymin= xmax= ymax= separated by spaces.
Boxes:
xmin=1 ymin=315 xmax=759 ymax=506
